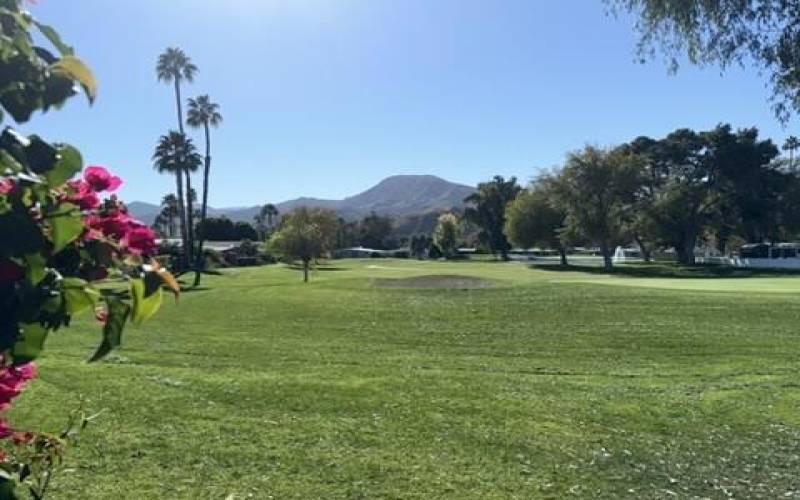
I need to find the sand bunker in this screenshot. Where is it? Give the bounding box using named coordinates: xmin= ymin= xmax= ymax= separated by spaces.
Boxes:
xmin=372 ymin=274 xmax=495 ymax=289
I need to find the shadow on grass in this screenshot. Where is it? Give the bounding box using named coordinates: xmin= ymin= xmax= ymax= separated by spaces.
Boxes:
xmin=531 ymin=262 xmax=800 ymax=279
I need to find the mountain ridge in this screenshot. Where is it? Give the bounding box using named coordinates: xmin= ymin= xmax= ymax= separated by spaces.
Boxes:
xmin=129 ymin=175 xmax=475 ymax=225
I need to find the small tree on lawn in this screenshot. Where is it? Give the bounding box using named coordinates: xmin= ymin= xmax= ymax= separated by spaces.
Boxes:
xmin=268 ymin=207 xmax=338 ymax=282
xmin=505 ymin=179 xmax=568 ymax=265
xmin=434 ymin=213 xmax=461 ymax=258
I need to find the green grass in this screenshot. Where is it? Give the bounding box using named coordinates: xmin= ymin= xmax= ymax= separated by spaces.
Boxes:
xmin=12 ymin=259 xmax=800 ymax=498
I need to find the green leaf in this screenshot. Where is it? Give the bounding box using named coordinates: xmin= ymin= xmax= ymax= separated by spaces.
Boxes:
xmin=50 ymin=56 xmax=97 ymax=104
xmin=50 ymin=203 xmax=84 ymax=254
xmin=0 ymin=213 xmax=45 ymax=258
xmin=23 ymin=252 xmax=47 ymax=284
xmin=11 ymin=323 xmax=48 ymax=365
xmin=0 ymin=149 xmax=24 ymax=174
xmin=88 ymin=298 xmax=130 ymax=362
xmin=131 ymin=277 xmax=162 ymax=325
xmin=44 ymin=145 xmax=82 ymax=186
xmin=62 ymin=278 xmax=99 ymax=315
xmin=34 ymin=21 xmax=74 ymax=56
xmin=23 ymin=135 xmax=59 ymax=174
xmin=0 ymin=475 xmax=20 ymax=500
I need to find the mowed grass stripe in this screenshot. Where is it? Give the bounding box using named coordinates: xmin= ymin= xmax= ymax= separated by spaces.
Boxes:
xmin=9 ymin=259 xmax=800 ymax=498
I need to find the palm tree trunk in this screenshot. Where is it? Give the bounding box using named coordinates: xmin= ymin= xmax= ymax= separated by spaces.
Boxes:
xmin=174 ymin=79 xmax=185 ymax=135
xmin=193 ymin=122 xmax=212 ymax=287
xmin=185 ymin=169 xmax=195 ymax=265
xmin=175 ymin=172 xmax=188 ymax=269
xmin=173 ymin=77 xmax=191 ymax=267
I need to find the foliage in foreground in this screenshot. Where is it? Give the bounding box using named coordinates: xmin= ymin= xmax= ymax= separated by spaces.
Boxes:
xmin=0 ymin=2 xmax=175 ymax=496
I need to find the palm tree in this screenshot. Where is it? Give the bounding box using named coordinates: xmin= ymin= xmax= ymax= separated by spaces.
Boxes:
xmin=157 ymin=48 xmax=197 ymax=260
xmin=254 ymin=203 xmax=280 ymax=241
xmin=265 ymin=204 xmax=279 ymax=229
xmin=783 ymin=136 xmax=800 ymax=170
xmin=159 ymin=194 xmax=180 ymax=238
xmin=152 ymin=131 xmax=202 ymax=268
xmin=156 ymin=47 xmax=197 ymax=135
xmin=187 ymin=95 xmax=222 ymax=286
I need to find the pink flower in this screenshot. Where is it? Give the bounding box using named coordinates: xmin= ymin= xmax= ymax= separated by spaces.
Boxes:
xmin=123 ymin=225 xmax=158 ymax=256
xmin=64 ymin=180 xmax=101 ymax=211
xmin=0 ymin=363 xmax=36 ymax=414
xmin=87 ymin=211 xmax=134 ymax=239
xmin=0 ymin=179 xmax=16 ymax=195
xmin=83 ymin=166 xmax=122 ymax=192
xmin=0 ymin=420 xmax=10 ymax=439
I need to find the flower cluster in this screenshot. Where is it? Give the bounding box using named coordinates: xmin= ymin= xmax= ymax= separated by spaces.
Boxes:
xmin=0 ymin=363 xmax=37 ymax=439
xmin=63 ymin=166 xmax=158 ymax=258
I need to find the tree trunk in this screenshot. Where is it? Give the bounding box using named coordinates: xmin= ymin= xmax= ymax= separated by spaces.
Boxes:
xmin=174 ymin=78 xmax=191 ymax=268
xmin=193 ymin=123 xmax=212 ymax=287
xmin=601 ymin=243 xmax=613 ymax=271
xmin=500 ymin=247 xmax=509 ymax=261
xmin=303 ymin=259 xmax=309 ymax=283
xmin=185 ymin=170 xmax=195 ymax=265
xmin=679 ymin=235 xmax=697 ymax=266
xmin=175 ymin=172 xmax=188 ymax=269
xmin=174 ymin=79 xmax=185 ymax=135
xmin=559 ymin=247 xmax=568 ymax=266
xmin=634 ymin=235 xmax=652 ymax=263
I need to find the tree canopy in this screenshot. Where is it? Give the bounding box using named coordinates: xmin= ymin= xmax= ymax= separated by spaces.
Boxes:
xmin=607 ymin=0 xmax=800 ymax=121
xmin=434 ymin=213 xmax=461 ymax=258
xmin=551 ymin=146 xmax=642 ymax=270
xmin=505 ymin=179 xmax=568 ymax=265
xmin=267 ymin=207 xmax=339 ymax=282
xmin=464 ymin=176 xmax=521 ymax=260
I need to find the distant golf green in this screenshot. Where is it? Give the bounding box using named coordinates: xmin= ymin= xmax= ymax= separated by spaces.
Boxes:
xmin=15 ymin=259 xmax=800 ymax=498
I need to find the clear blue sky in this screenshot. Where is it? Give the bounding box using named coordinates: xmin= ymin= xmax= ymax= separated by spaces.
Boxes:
xmin=22 ymin=0 xmax=792 ymax=207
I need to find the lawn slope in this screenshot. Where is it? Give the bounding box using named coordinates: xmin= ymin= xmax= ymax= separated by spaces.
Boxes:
xmin=14 ymin=260 xmax=800 ymax=498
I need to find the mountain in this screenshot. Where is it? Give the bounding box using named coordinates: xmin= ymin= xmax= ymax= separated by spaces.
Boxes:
xmin=129 ymin=175 xmax=475 ymax=224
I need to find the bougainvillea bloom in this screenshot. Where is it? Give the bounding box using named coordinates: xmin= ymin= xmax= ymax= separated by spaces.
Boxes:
xmin=123 ymin=225 xmax=158 ymax=256
xmin=0 ymin=179 xmax=16 ymax=195
xmin=65 ymin=180 xmax=101 ymax=211
xmin=0 ymin=363 xmax=37 ymax=415
xmin=86 ymin=211 xmax=133 ymax=240
xmin=83 ymin=166 xmax=122 ymax=192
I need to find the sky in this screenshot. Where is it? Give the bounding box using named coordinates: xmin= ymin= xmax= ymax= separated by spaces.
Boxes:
xmin=21 ymin=0 xmax=794 ymax=207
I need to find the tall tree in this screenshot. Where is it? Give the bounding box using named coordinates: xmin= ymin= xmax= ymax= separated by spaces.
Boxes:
xmin=152 ymin=131 xmax=202 ymax=268
xmin=254 ymin=203 xmax=279 ymax=240
xmin=157 ymin=47 xmax=198 ymax=261
xmin=629 ymin=125 xmax=781 ymax=262
xmin=607 ymin=0 xmax=800 ymax=122
xmin=157 ymin=194 xmax=180 ymax=238
xmin=434 ymin=213 xmax=461 ymax=258
xmin=552 ymin=146 xmax=642 ymax=270
xmin=505 ymin=179 xmax=569 ymax=265
xmin=464 ymin=176 xmax=521 ymax=260
xmin=187 ymin=95 xmax=223 ymax=286
xmin=267 ymin=207 xmax=339 ymax=282
xmin=156 ymin=47 xmax=197 ymax=134
xmin=358 ymin=212 xmax=394 ymax=249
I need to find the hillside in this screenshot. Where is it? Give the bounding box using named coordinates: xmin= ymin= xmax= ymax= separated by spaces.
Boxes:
xmin=129 ymin=175 xmax=475 ymax=224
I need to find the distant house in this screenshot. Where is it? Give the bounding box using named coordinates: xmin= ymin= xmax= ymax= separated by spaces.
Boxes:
xmin=156 ymin=239 xmax=258 ymax=266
